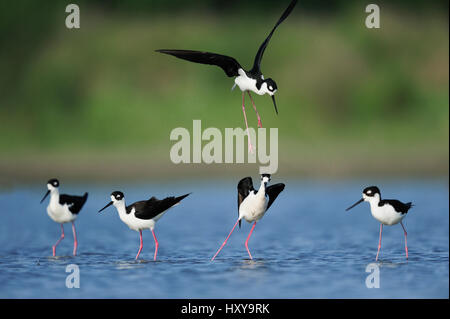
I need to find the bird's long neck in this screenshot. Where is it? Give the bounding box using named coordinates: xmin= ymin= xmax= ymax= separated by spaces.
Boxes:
xmin=114 ymin=200 xmax=127 ymax=217
xmin=367 ymin=194 xmax=381 ymax=209
xmin=257 ymin=180 xmax=267 ymax=196
xmin=50 ymin=188 xmax=60 ymax=205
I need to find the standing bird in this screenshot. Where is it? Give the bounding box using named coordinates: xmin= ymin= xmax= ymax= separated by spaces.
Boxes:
xmin=346 ymin=186 xmax=413 ymax=261
xmin=40 ymin=178 xmax=88 ymax=257
xmin=99 ymin=191 xmax=190 ymax=260
xmin=211 ymin=174 xmax=285 ymax=261
xmin=156 ymin=0 xmax=298 ymax=152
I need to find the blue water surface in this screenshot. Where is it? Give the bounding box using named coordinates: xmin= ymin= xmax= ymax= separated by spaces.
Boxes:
xmin=0 ymin=179 xmax=448 ymax=298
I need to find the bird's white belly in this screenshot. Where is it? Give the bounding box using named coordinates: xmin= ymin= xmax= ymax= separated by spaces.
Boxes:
xmin=234 ymin=69 xmax=264 ymax=95
xmin=47 ymin=203 xmax=76 ymax=224
xmin=119 ymin=212 xmax=162 ymax=231
xmin=370 ymin=205 xmax=405 ymax=226
xmin=239 ymin=193 xmax=268 ymax=222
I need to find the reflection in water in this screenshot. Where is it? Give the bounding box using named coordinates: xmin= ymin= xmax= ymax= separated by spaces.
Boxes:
xmin=115 ymin=260 xmax=147 ymax=269
xmin=239 ymin=259 xmax=267 ymax=270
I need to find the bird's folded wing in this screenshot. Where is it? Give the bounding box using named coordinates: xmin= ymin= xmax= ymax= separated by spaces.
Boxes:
xmin=59 ymin=193 xmax=88 ymax=214
xmin=156 ymin=49 xmax=242 ymax=77
xmin=380 ymin=199 xmax=412 ymax=214
xmin=132 ymin=195 xmax=189 ymax=220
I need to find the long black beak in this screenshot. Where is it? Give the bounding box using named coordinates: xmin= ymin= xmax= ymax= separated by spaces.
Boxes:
xmin=346 ymin=198 xmax=364 ymax=211
xmin=99 ymin=201 xmax=113 ymax=213
xmin=40 ymin=190 xmax=50 ymax=204
xmin=271 ymin=95 xmax=278 ymax=115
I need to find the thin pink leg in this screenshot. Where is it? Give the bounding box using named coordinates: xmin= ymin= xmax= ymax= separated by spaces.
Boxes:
xmin=72 ymin=222 xmax=78 ymax=256
xmin=151 ymin=228 xmax=159 ymax=261
xmin=245 ymin=222 xmax=256 ymax=260
xmin=241 ymin=93 xmax=254 ymax=153
xmin=375 ymin=224 xmax=383 ymax=261
xmin=401 ymin=221 xmax=408 ymax=259
xmin=135 ymin=230 xmax=143 ymax=260
xmin=248 ymin=92 xmax=262 ymax=128
xmin=52 ymin=224 xmax=65 ymax=257
xmin=211 ymin=219 xmax=240 ymax=261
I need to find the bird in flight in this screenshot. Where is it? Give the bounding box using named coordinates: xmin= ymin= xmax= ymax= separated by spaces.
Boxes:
xmin=156 ymin=0 xmax=298 ymax=152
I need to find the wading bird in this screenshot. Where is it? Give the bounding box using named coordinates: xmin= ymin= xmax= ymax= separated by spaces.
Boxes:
xmin=40 ymin=178 xmax=88 ymax=256
xmin=156 ymin=0 xmax=298 ymax=152
xmin=99 ymin=191 xmax=190 ymax=260
xmin=346 ymin=186 xmax=412 ymax=261
xmin=211 ymin=174 xmax=285 ymax=261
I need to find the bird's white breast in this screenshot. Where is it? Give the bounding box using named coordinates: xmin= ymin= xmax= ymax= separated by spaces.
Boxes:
xmin=234 ymin=69 xmax=265 ymax=95
xmin=47 ymin=200 xmax=76 ymax=224
xmin=239 ymin=192 xmax=269 ymax=223
xmin=369 ymin=203 xmax=405 ymax=226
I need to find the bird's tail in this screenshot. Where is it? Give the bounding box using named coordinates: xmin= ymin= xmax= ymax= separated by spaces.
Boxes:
xmin=82 ymin=192 xmax=88 ymax=204
xmin=175 ymin=193 xmax=191 ymax=204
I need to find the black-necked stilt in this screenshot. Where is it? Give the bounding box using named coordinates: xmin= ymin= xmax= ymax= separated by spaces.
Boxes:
xmin=99 ymin=191 xmax=190 ymax=260
xmin=346 ymin=186 xmax=413 ymax=261
xmin=40 ymin=178 xmax=88 ymax=257
xmin=156 ymin=0 xmax=298 ymax=152
xmin=211 ymin=174 xmax=285 ymax=261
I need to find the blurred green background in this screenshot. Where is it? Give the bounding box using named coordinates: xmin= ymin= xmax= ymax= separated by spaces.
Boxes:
xmin=0 ymin=0 xmax=448 ymax=183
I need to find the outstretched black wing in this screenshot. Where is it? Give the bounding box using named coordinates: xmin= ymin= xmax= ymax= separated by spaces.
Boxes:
xmin=251 ymin=0 xmax=298 ymax=74
xmin=379 ymin=199 xmax=413 ymax=215
xmin=130 ymin=193 xmax=190 ymax=220
xmin=156 ymin=49 xmax=242 ymax=77
xmin=237 ymin=177 xmax=254 ymax=228
xmin=266 ymin=183 xmax=285 ymax=210
xmin=59 ymin=192 xmax=88 ymax=214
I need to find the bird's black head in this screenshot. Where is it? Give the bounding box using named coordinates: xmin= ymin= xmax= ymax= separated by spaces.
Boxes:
xmin=346 ymin=186 xmax=381 ymax=212
xmin=264 ymin=78 xmax=278 ymax=95
xmin=363 ymin=186 xmax=381 ymax=198
xmin=41 ymin=178 xmax=60 ymax=203
xmin=111 ymin=191 xmax=124 ymax=201
xmin=99 ymin=191 xmax=124 ymax=213
xmin=47 ymin=178 xmax=59 ymax=188
xmin=261 ymin=174 xmax=271 ymax=187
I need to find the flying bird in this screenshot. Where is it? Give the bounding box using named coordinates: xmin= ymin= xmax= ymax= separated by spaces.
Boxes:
xmin=156 ymin=0 xmax=298 ymax=152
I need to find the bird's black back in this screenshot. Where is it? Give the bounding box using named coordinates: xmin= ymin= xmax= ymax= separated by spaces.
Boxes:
xmin=237 ymin=177 xmax=255 ymax=228
xmin=128 ymin=193 xmax=190 ymax=220
xmin=59 ymin=192 xmax=88 ymax=215
xmin=379 ymin=199 xmax=413 ymax=215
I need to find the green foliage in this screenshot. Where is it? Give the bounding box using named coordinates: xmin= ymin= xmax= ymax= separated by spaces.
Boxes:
xmin=0 ymin=2 xmax=448 ymax=176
